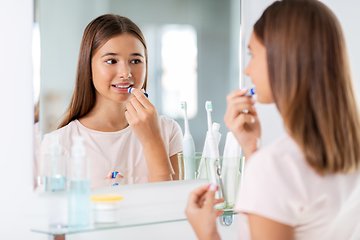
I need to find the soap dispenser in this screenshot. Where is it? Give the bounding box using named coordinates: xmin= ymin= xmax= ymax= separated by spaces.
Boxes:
xmin=44 ymin=135 xmax=66 ymax=192
xmin=68 ymin=136 xmax=90 ymax=228
xmin=44 ymin=134 xmax=67 ymax=229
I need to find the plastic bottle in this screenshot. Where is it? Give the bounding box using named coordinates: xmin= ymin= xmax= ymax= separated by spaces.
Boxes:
xmin=44 ymin=135 xmax=67 ymax=229
xmin=44 ymin=135 xmax=66 ymax=191
xmin=222 ymin=132 xmax=242 ymax=207
xmin=68 ymin=136 xmax=90 ymax=228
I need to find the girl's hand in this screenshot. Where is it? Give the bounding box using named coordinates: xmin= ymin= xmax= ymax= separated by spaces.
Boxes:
xmin=224 ymin=88 xmax=261 ymax=159
xmin=125 ymin=88 xmax=173 ymax=177
xmin=125 ymin=88 xmax=163 ymax=146
xmin=185 ymin=184 xmax=224 ymax=240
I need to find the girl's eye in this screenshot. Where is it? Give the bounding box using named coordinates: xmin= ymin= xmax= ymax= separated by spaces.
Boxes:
xmin=130 ymin=59 xmax=141 ymax=64
xmin=106 ymin=59 xmax=117 ymax=64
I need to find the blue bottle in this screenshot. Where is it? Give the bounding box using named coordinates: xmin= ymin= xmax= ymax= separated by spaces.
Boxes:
xmin=68 ymin=136 xmax=90 ymax=228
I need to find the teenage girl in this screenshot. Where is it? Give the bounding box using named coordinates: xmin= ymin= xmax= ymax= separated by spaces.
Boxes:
xmin=186 ymin=1 xmax=360 ymax=239
xmin=40 ymin=14 xmax=183 ymax=187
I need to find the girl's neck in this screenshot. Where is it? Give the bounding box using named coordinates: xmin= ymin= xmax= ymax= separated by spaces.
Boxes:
xmin=79 ymin=99 xmax=129 ymax=132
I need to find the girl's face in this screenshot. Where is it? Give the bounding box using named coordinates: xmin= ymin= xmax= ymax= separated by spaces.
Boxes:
xmin=245 ymin=31 xmax=274 ymax=104
xmin=91 ymin=33 xmax=146 ymax=103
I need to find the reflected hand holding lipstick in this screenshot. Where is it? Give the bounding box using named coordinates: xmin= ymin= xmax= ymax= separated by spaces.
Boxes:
xmin=128 ymin=87 xmax=148 ymax=98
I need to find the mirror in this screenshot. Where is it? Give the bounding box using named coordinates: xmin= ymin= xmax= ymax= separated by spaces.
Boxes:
xmin=34 ymin=0 xmax=240 ymax=188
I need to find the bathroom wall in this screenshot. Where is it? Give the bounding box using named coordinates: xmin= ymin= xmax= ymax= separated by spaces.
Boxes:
xmin=0 ymin=0 xmax=38 ymax=239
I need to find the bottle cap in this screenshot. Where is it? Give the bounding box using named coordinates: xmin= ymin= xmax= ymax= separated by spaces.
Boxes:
xmin=91 ymin=194 xmax=123 ymax=202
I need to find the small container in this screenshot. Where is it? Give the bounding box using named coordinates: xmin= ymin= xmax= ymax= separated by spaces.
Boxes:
xmin=91 ymin=194 xmax=123 ymax=223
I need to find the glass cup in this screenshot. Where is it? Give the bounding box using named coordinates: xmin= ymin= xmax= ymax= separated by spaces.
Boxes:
xmin=177 ymin=152 xmax=203 ymax=180
xmin=205 ymin=156 xmax=244 ymax=209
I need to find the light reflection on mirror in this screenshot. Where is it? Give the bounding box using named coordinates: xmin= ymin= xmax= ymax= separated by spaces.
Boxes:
xmin=161 ymin=25 xmax=198 ymax=119
xmin=35 ymin=0 xmax=240 ymax=188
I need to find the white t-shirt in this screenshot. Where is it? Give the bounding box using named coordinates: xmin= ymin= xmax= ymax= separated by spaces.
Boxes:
xmin=235 ymin=134 xmax=360 ymax=240
xmin=40 ymin=116 xmax=183 ymax=188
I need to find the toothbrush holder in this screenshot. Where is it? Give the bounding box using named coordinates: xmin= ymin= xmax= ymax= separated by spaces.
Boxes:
xmin=205 ymin=156 xmax=245 ymax=209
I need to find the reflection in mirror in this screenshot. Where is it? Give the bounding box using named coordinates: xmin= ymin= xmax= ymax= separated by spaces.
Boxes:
xmin=35 ymin=0 xmax=240 ymax=189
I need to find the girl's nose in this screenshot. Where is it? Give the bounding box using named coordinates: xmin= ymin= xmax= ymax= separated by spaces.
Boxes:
xmin=118 ymin=62 xmax=132 ymax=79
xmin=244 ymin=63 xmax=250 ymax=76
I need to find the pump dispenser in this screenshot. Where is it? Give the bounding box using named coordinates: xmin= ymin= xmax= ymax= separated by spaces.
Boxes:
xmin=68 ymin=136 xmax=90 ymax=228
xmin=44 ymin=135 xmax=66 ymax=191
xmin=44 ymin=135 xmax=67 ymax=229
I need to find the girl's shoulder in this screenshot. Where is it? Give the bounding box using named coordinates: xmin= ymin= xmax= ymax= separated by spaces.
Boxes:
xmin=247 ymin=134 xmax=314 ymax=178
xmin=250 ymin=134 xmax=303 ymax=163
xmin=159 ymin=115 xmax=181 ymax=130
xmin=41 ymin=120 xmax=80 ymax=155
xmin=44 ymin=120 xmax=79 ymax=139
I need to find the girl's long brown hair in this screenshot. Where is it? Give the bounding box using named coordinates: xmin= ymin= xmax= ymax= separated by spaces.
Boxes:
xmin=59 ymin=14 xmax=148 ymax=129
xmin=254 ymin=0 xmax=360 ymax=174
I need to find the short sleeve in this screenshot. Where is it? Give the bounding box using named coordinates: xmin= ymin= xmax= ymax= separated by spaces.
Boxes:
xmin=235 ymin=146 xmax=308 ymax=227
xmin=167 ymin=119 xmax=183 ymax=157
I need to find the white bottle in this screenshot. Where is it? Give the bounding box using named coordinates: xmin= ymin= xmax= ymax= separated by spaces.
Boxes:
xmin=222 ymin=132 xmax=242 ymax=207
xmin=197 ymin=123 xmax=221 ymax=179
xmin=68 ymin=136 xmax=90 ymax=228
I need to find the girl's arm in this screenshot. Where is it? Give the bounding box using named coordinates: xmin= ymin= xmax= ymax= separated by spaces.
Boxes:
xmin=125 ymin=88 xmax=174 ymax=178
xmin=248 ymin=214 xmax=295 ymax=240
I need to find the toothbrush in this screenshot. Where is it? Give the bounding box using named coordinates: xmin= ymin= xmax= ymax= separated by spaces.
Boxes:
xmin=181 ymin=101 xmax=196 ymax=179
xmin=244 ymin=88 xmax=256 ymax=96
xmin=204 ymin=101 xmax=225 ymax=199
xmin=204 ymin=102 xmax=221 ymax=189
xmin=205 ymin=101 xmax=219 ymax=159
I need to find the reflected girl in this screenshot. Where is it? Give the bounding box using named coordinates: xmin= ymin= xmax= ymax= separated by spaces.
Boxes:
xmin=40 ymin=14 xmax=183 ymax=188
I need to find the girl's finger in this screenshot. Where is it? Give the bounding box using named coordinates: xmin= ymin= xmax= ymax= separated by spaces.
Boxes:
xmin=214 ymin=198 xmax=224 ymax=205
xmin=226 ymin=88 xmax=248 ymax=101
xmin=215 ymin=210 xmax=224 ymax=217
xmin=125 ymin=102 xmax=137 ymax=116
xmin=228 ymin=96 xmax=254 ymax=106
xmin=187 ymin=185 xmax=210 ymax=206
xmin=115 ymin=173 xmax=124 ymax=178
xmin=204 ymin=184 xmax=218 ymax=210
xmin=130 ymin=96 xmax=145 ymax=113
xmin=230 ymin=102 xmax=255 ymax=115
xmin=131 ymin=88 xmax=151 ymax=109
xmin=124 ymin=110 xmax=133 ymax=125
xmin=105 ymin=171 xmax=113 ymax=179
xmin=231 ymin=113 xmax=256 ymax=132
